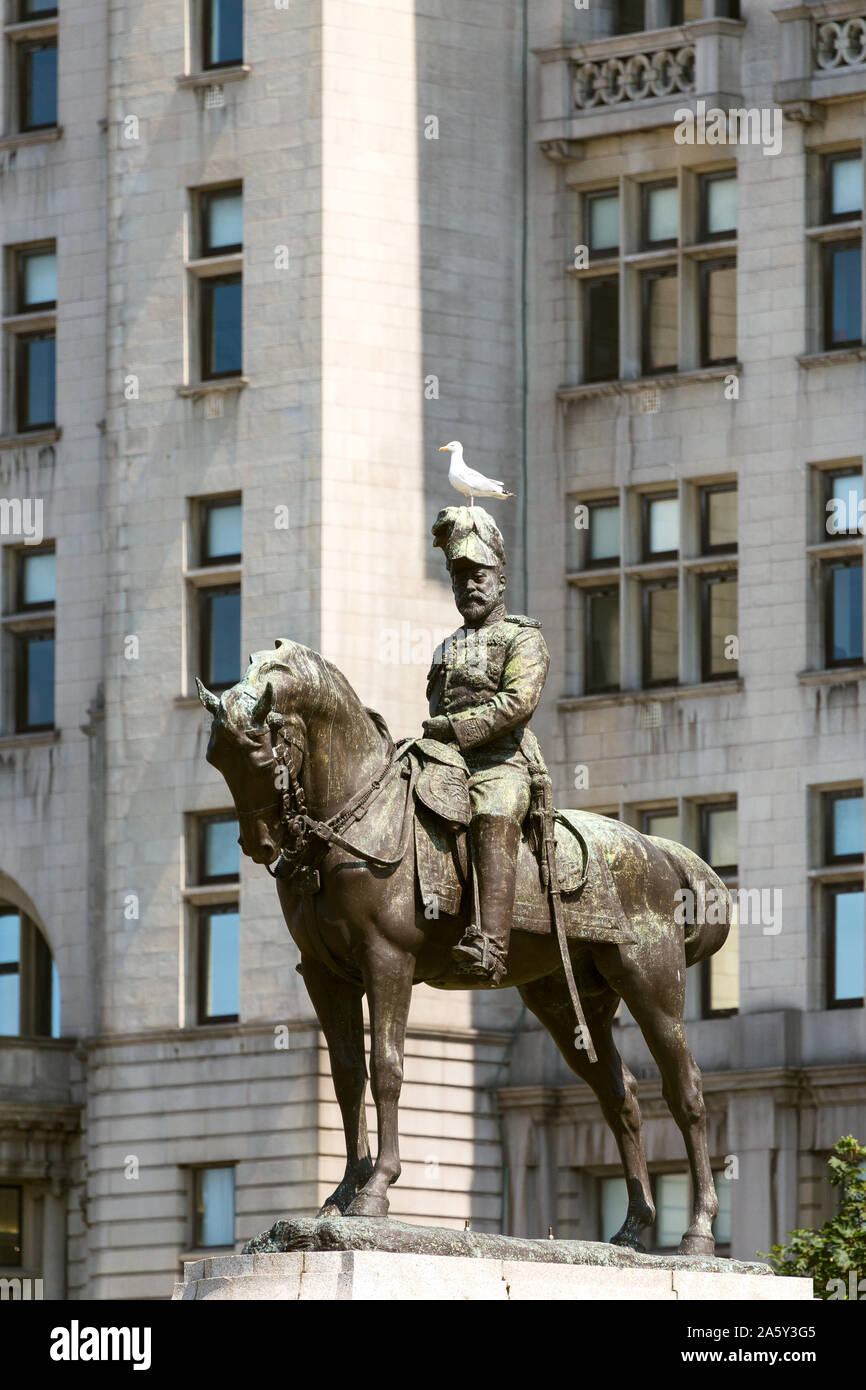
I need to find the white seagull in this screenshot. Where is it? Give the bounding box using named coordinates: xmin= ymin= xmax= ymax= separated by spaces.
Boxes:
xmin=439 ymin=440 xmax=515 ymax=506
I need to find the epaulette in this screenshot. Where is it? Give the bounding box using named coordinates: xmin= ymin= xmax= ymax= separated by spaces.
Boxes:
xmin=504 ymin=614 xmax=542 ymax=629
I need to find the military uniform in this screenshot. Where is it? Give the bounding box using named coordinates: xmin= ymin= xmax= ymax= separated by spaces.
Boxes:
xmin=425 ymin=616 xmax=550 ymax=825
xmin=426 ymin=504 xmax=551 ymax=984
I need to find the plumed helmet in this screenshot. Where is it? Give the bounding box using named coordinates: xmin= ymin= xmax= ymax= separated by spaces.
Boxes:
xmin=431 ymin=505 xmax=506 ymax=568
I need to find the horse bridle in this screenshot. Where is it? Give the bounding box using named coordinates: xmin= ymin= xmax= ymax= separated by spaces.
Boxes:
xmin=236 ymin=709 xmax=415 ymax=880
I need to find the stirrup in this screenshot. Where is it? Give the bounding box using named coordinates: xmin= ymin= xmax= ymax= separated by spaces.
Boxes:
xmin=451 ymin=930 xmax=507 ymax=985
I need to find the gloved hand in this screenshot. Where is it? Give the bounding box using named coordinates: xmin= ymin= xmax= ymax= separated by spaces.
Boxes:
xmin=422 ymin=716 xmax=454 ymax=743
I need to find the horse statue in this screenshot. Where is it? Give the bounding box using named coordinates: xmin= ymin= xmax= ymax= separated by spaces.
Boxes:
xmin=196 ymin=638 xmax=732 ymax=1257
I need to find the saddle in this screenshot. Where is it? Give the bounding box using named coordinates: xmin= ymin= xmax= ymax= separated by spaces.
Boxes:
xmin=407 ymin=740 xmax=635 ymax=945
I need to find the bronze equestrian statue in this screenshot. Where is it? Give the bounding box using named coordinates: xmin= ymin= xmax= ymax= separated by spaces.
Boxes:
xmin=197 ymin=506 xmax=731 ymax=1256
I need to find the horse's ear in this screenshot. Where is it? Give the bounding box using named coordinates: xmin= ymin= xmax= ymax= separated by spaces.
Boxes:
xmin=195 ymin=677 xmax=220 ymax=715
xmin=249 ymin=681 xmax=273 ymax=726
xmin=274 ymin=637 xmax=290 ymax=649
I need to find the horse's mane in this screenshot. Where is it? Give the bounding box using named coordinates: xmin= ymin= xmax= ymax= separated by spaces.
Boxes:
xmin=224 ymin=640 xmax=393 ymax=752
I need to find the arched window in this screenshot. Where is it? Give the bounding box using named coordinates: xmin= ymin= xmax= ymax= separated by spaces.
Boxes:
xmin=0 ymin=908 xmax=59 ymax=1038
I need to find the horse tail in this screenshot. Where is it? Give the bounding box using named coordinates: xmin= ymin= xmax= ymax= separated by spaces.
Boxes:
xmin=647 ymin=837 xmax=732 ymax=967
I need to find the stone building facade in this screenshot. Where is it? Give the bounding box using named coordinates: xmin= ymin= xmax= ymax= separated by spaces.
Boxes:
xmin=0 ymin=0 xmax=863 ymax=1297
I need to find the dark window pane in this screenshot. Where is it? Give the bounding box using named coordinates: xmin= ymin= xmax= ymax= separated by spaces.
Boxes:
xmin=827 ymin=562 xmax=863 ymax=665
xmin=614 ymin=0 xmax=645 ymax=34
xmin=202 ymin=276 xmax=242 ymax=379
xmin=20 ymin=549 xmax=55 ymax=608
xmin=588 ymin=501 xmax=620 ymax=565
xmin=20 ymin=41 xmax=57 ymax=130
xmin=828 ymin=793 xmax=865 ymax=861
xmin=0 ymin=1187 xmax=22 ymax=1266
xmin=703 ymin=575 xmax=738 ymax=680
xmin=702 ymin=805 xmax=738 ymax=873
xmin=194 ymin=1168 xmax=235 ymax=1247
xmin=702 ymin=486 xmax=737 ymax=553
xmin=202 ymin=499 xmax=242 ymax=562
xmin=825 ymin=243 xmax=862 ymax=348
xmin=586 ymin=588 xmax=619 ymax=692
xmin=200 ymin=909 xmax=240 ymax=1021
xmin=832 ymin=889 xmax=865 ymax=1003
xmin=17 ymin=633 xmax=54 ymax=731
xmin=585 ymin=277 xmax=619 ymax=383
xmin=587 ymin=192 xmax=619 ymax=256
xmin=644 ymin=582 xmax=678 ymax=686
xmin=643 ymin=271 xmax=678 ymax=374
xmin=201 ymin=586 xmax=241 ymax=690
xmin=201 ymin=816 xmax=240 ymax=882
xmin=702 ymin=261 xmax=737 ymax=365
xmin=205 ymin=0 xmax=244 ymax=69
xmin=17 ymin=334 xmax=56 ymax=430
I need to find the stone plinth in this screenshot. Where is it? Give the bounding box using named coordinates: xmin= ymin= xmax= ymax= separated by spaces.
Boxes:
xmin=171 ymin=1219 xmax=813 ymax=1301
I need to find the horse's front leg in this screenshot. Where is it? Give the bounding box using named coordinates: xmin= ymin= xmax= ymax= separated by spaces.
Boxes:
xmin=345 ymin=943 xmax=414 ymax=1218
xmin=299 ymin=954 xmax=375 ymax=1216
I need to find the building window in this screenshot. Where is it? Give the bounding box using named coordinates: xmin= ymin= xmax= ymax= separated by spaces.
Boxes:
xmin=586 ymin=190 xmax=619 ymax=259
xmin=10 ymin=546 xmax=55 ymax=732
xmin=584 ymin=277 xmax=619 ymax=383
xmin=203 ymin=0 xmax=243 ymax=70
xmin=18 ymin=38 xmax=57 ymax=131
xmin=642 ymin=806 xmax=680 ymax=842
xmin=825 ymin=789 xmax=865 ymax=866
xmin=201 ymin=496 xmax=242 ymax=565
xmin=192 ymin=1167 xmax=235 ymax=1248
xmin=193 ymin=496 xmax=242 ymax=693
xmin=701 ymin=574 xmax=738 ymax=681
xmin=642 ymin=493 xmax=679 ymax=562
xmin=6 ymin=243 xmax=57 ymax=434
xmin=198 ymin=813 xmax=240 ymax=885
xmin=823 ymin=151 xmax=862 ymax=226
xmin=586 ymin=498 xmax=620 ymax=569
xmin=188 ymin=186 xmax=243 ymax=384
xmin=699 ymin=171 xmax=738 ymax=244
xmin=0 ymin=908 xmax=59 ymax=1038
xmin=198 ymin=906 xmax=240 ymax=1023
xmin=642 ymin=182 xmax=679 ymax=251
xmin=700 ymin=483 xmax=737 ymax=555
xmin=0 ymin=1186 xmax=23 ymax=1267
xmin=823 ymin=242 xmax=862 ymax=350
xmin=585 ymin=585 xmax=620 ymax=693
xmin=699 ymin=259 xmax=736 ymax=367
xmin=642 ymin=269 xmax=678 ymax=375
xmin=642 ymin=580 xmax=678 ymax=687
xmin=827 ymin=885 xmax=865 ymax=1008
xmin=824 ymin=559 xmax=863 ymax=667
xmin=699 ymin=802 xmax=739 ymax=1016
xmin=824 ymin=468 xmax=865 ymax=540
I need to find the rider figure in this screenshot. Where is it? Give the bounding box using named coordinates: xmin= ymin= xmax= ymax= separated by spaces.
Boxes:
xmin=422 ymin=507 xmax=550 ymax=985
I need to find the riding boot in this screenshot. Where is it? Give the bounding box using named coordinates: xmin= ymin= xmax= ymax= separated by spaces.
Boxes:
xmin=451 ymin=815 xmax=522 ymax=985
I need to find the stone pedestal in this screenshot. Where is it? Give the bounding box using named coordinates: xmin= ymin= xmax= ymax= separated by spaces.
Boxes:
xmin=171 ymin=1219 xmax=813 ymax=1302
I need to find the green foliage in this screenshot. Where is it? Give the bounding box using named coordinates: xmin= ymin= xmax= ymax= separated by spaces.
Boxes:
xmin=763 ymin=1136 xmax=866 ymax=1299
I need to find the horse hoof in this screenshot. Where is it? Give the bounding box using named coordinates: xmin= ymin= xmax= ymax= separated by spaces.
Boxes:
xmin=344 ymin=1191 xmax=390 ymax=1218
xmin=678 ymin=1233 xmax=715 ymax=1257
xmin=610 ymin=1234 xmax=647 ymax=1254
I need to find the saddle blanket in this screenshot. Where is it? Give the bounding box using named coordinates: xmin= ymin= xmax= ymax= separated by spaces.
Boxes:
xmin=414 ymin=807 xmax=636 ymax=945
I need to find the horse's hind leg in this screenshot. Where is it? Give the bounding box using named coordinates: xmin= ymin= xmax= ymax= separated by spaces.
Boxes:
xmin=299 ymin=955 xmax=374 ymax=1216
xmin=620 ymin=978 xmax=718 ymax=1256
xmin=518 ymin=973 xmax=655 ymax=1250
